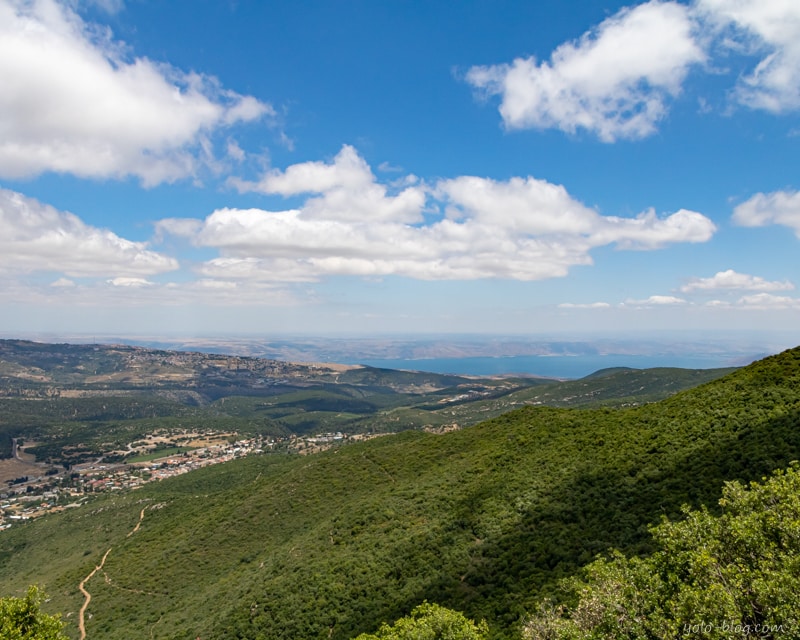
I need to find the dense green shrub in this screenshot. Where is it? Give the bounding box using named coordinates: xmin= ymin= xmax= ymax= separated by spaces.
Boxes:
xmin=523 ymin=464 xmax=800 ymax=639
xmin=0 ymin=586 xmax=67 ymax=640
xmin=354 ymin=602 xmax=488 ymax=640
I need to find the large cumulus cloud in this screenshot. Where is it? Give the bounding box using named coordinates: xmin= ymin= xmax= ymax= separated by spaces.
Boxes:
xmin=159 ymin=146 xmax=716 ymax=283
xmin=0 ymin=0 xmax=271 ymax=185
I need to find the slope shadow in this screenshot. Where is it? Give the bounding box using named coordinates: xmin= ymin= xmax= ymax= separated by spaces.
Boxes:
xmin=437 ymin=405 xmax=800 ymax=633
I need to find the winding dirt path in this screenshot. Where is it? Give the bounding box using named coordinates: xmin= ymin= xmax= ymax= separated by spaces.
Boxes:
xmin=127 ymin=508 xmax=146 ymax=537
xmin=78 ymin=548 xmax=111 ymax=640
xmin=78 ymin=507 xmax=148 ymax=639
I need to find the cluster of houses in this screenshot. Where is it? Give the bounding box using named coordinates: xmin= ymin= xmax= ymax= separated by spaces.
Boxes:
xmin=0 ymin=436 xmax=271 ymax=530
xmin=0 ymin=430 xmax=370 ymax=531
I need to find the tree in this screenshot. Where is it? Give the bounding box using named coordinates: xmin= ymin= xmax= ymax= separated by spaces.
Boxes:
xmin=524 ymin=463 xmax=800 ymax=639
xmin=354 ymin=602 xmax=489 ymax=640
xmin=0 ymin=586 xmax=67 ymax=640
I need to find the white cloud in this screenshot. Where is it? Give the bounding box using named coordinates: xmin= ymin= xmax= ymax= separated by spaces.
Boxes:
xmin=732 ymin=190 xmax=800 ymax=236
xmin=437 ymin=175 xmax=598 ymax=234
xmin=466 ymin=0 xmax=800 ymax=140
xmin=736 ymin=292 xmax=800 ymax=309
xmin=0 ymin=0 xmax=272 ymax=185
xmin=162 ymin=146 xmax=716 ymax=283
xmin=107 ymin=277 xmax=154 ymax=287
xmin=590 ymin=208 xmax=717 ymax=249
xmin=681 ymin=269 xmax=794 ymax=292
xmin=698 ymin=0 xmax=800 ymax=112
xmin=234 ymin=145 xmax=373 ymax=195
xmin=229 ymin=145 xmax=427 ymax=224
xmin=0 ymin=187 xmax=178 ymax=277
xmin=466 ymin=1 xmax=705 ymax=141
xmin=626 ymin=295 xmax=688 ymax=305
xmin=558 ymin=302 xmax=612 ymax=309
xmin=438 ymin=177 xmax=715 ymax=249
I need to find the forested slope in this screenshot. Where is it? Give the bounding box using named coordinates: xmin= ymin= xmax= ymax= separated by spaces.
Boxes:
xmin=0 ymin=348 xmax=798 ymax=639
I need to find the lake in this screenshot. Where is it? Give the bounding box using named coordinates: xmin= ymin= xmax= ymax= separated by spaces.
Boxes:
xmin=350 ymin=353 xmax=752 ymax=379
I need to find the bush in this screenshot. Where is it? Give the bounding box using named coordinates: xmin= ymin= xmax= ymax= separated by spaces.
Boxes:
xmin=0 ymin=586 xmax=67 ymax=640
xmin=523 ymin=463 xmax=800 ymax=639
xmin=354 ymin=602 xmax=488 ymax=640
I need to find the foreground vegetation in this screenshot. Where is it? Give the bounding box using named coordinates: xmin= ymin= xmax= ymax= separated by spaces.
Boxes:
xmin=0 ymin=345 xmax=797 ymax=639
xmin=0 ymin=586 xmax=67 ymax=640
xmin=7 ymin=464 xmax=800 ymax=639
xmin=524 ymin=464 xmax=800 ymax=639
xmin=354 ymin=463 xmax=800 ymax=640
xmin=356 ymin=603 xmax=488 ymax=640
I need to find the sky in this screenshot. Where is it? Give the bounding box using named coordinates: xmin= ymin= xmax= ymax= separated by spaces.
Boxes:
xmin=1 ymin=0 xmax=799 ymax=340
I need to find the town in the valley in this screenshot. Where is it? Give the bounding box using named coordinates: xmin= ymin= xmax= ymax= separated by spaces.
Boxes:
xmin=0 ymin=429 xmax=370 ymax=530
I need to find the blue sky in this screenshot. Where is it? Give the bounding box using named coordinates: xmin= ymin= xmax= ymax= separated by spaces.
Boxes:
xmin=1 ymin=0 xmax=799 ymax=339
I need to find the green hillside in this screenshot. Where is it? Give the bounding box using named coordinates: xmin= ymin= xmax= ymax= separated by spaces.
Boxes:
xmin=0 ymin=348 xmax=797 ymax=639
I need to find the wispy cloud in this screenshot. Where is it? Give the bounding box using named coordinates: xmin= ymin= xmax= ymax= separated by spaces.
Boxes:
xmin=0 ymin=275 xmax=302 ymax=310
xmin=0 ymin=187 xmax=178 ymax=277
xmin=558 ymin=302 xmax=612 ymax=309
xmin=732 ymin=190 xmax=800 ymax=237
xmin=82 ymin=0 xmax=126 ymax=14
xmin=681 ymin=269 xmax=794 ymax=293
xmin=625 ymin=295 xmax=688 ymax=306
xmin=735 ymin=293 xmax=800 ymax=309
xmin=699 ymin=0 xmax=800 ymax=113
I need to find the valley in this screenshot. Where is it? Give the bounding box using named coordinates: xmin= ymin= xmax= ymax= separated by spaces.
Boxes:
xmin=1 ymin=340 xmax=798 ymax=639
xmin=0 ymin=339 xmax=736 ymax=454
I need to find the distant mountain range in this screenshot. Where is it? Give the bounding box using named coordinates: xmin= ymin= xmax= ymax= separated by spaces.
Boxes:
xmin=2 ymin=332 xmax=789 ymax=367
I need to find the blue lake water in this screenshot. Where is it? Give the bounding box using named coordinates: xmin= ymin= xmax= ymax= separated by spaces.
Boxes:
xmin=351 ymin=354 xmax=750 ymax=379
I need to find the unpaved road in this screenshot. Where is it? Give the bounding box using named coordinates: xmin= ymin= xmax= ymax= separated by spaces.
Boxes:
xmin=78 ymin=507 xmax=147 ymax=639
xmin=78 ymin=549 xmax=111 ymax=640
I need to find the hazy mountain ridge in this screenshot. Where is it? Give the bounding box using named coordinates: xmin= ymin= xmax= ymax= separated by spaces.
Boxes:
xmin=0 ymin=340 xmax=735 ymax=470
xmin=0 ymin=346 xmax=797 ymax=639
xmin=0 ymin=339 xmax=369 ymax=396
xmin=4 ymin=333 xmax=781 ymax=366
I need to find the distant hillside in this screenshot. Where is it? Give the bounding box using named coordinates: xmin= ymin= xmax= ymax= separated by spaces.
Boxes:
xmin=0 ymin=347 xmax=797 ymax=639
xmin=0 ymin=339 xmax=471 ymax=398
xmin=0 ymin=339 xmax=734 ymax=466
xmin=0 ymin=339 xmax=479 ymax=463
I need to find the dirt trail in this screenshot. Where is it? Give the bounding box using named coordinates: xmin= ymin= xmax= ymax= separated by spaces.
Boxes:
xmin=78 ymin=548 xmax=111 ymax=640
xmin=127 ymin=508 xmax=146 ymax=537
xmin=78 ymin=507 xmax=148 ymax=639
